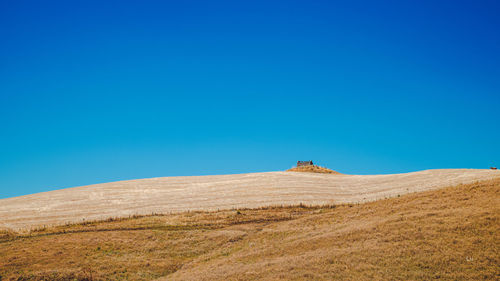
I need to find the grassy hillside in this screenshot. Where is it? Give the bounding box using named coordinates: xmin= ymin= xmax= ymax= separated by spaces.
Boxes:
xmin=0 ymin=178 xmax=498 ymax=280
xmin=2 ymin=169 xmax=496 ymax=230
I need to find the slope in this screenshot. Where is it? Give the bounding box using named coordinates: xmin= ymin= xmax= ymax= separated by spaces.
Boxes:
xmin=0 ymin=178 xmax=498 ymax=280
xmin=0 ymin=169 xmax=498 ymax=230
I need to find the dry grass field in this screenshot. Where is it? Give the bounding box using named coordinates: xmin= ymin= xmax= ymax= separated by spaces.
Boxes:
xmin=1 ymin=169 xmax=498 ymax=230
xmin=1 ymin=177 xmax=499 ymax=280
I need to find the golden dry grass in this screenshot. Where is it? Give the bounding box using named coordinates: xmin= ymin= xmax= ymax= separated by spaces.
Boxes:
xmin=286 ymin=165 xmax=341 ymax=174
xmin=0 ymin=178 xmax=499 ymax=280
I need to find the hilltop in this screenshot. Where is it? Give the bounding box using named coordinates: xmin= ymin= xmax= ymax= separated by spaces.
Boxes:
xmin=0 ymin=169 xmax=498 ymax=230
xmin=287 ymin=164 xmax=341 ymax=174
xmin=1 ymin=178 xmax=498 ymax=280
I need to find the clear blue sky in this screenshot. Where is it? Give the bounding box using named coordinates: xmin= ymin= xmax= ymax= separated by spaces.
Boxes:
xmin=1 ymin=0 xmax=499 ymax=199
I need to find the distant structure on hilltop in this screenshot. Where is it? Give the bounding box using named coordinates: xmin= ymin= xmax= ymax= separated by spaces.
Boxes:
xmin=297 ymin=160 xmax=313 ymax=167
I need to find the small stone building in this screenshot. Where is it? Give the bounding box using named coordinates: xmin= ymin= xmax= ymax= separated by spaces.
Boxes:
xmin=297 ymin=160 xmax=313 ymax=167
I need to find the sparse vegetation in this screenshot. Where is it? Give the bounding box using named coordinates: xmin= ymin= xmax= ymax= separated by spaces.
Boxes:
xmin=287 ymin=165 xmax=341 ymax=174
xmin=0 ymin=178 xmax=499 ymax=280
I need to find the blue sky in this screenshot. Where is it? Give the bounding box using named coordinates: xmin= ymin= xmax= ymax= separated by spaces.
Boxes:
xmin=1 ymin=0 xmax=499 ymax=198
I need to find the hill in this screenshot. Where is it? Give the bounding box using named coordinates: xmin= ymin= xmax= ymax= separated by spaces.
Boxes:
xmin=0 ymin=178 xmax=498 ymax=280
xmin=0 ymin=169 xmax=498 ymax=230
xmin=286 ymin=164 xmax=341 ymax=174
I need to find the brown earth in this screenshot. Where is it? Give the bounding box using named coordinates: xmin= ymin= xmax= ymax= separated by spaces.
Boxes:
xmin=0 ymin=169 xmax=499 ymax=230
xmin=0 ymin=178 xmax=498 ymax=280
